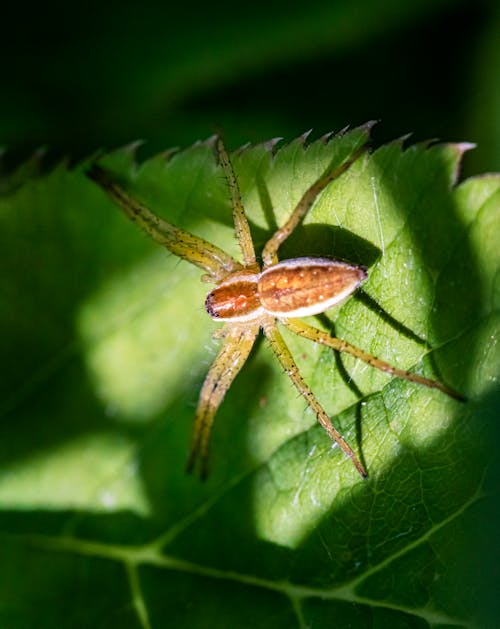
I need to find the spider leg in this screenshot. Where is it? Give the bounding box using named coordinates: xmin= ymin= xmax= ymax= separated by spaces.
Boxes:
xmin=282 ymin=318 xmax=465 ymax=401
xmin=263 ymin=321 xmax=367 ymax=478
xmin=88 ymin=164 xmax=241 ymax=282
xmin=262 ymin=143 xmax=368 ymax=268
xmin=215 ymin=136 xmax=257 ymax=268
xmin=187 ymin=322 xmax=260 ymax=478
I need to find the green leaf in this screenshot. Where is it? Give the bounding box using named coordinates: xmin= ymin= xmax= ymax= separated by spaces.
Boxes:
xmin=0 ymin=126 xmax=499 ymax=627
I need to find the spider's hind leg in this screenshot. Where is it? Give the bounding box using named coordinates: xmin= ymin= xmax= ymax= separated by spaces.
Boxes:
xmin=187 ymin=323 xmax=259 ymax=478
xmin=263 ymin=321 xmax=367 ymax=478
xmin=282 ymin=318 xmax=465 ymax=401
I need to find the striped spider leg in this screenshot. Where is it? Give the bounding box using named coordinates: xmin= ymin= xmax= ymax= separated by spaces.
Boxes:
xmin=89 ymin=135 xmax=463 ymax=479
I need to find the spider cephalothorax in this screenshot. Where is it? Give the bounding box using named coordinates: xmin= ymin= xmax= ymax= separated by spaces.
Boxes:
xmin=88 ymin=131 xmax=462 ymax=479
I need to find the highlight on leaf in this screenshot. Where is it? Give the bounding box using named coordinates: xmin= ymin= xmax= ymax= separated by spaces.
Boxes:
xmin=88 ymin=124 xmax=464 ymax=480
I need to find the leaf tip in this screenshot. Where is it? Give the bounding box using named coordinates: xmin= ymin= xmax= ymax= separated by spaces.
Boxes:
xmin=446 ymin=141 xmax=477 ymax=185
xmin=121 ymin=139 xmax=145 ymax=157
xmin=299 ymin=129 xmax=313 ymax=145
xmin=201 ymin=134 xmax=218 ymax=149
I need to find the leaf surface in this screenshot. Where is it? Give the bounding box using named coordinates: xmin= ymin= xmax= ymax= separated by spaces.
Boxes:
xmin=0 ymin=126 xmax=499 ymax=627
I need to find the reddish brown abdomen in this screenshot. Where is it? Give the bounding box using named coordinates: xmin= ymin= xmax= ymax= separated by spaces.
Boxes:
xmin=258 ymin=258 xmax=367 ymax=317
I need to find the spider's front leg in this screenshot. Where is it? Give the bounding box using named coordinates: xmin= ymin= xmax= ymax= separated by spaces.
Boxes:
xmin=187 ymin=322 xmax=260 ymax=478
xmin=215 ymin=136 xmax=257 ymax=268
xmin=261 ymin=141 xmax=368 ymax=268
xmin=87 ymin=164 xmax=241 ymax=282
xmin=263 ymin=321 xmax=367 ymax=478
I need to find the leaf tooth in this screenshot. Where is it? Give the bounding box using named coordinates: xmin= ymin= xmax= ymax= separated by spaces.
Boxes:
xmin=319 ymin=130 xmax=335 ymax=143
xmin=453 ymin=141 xmax=477 ymax=153
xmin=158 ymin=147 xmax=180 ymax=163
xmin=199 ymin=134 xmax=218 ymax=149
xmin=391 ymin=133 xmax=414 ymax=151
xmin=120 ymin=139 xmax=145 ymax=157
xmin=335 ymin=119 xmax=379 ymax=141
xmin=233 ymin=141 xmax=252 ymax=156
xmin=298 ymin=129 xmax=313 ymax=145
xmin=359 ymin=119 xmax=379 ymax=134
xmin=445 ymin=141 xmax=477 ymax=185
xmin=416 ymin=137 xmax=441 ymax=150
xmin=258 ymin=137 xmax=283 ymax=154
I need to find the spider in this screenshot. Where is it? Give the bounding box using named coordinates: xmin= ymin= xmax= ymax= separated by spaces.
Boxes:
xmin=88 ymin=134 xmax=462 ymax=479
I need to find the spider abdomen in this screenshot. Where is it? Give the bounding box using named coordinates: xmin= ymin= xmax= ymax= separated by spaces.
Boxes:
xmin=259 ymin=258 xmax=367 ymax=317
xmin=205 ymin=258 xmax=366 ymax=321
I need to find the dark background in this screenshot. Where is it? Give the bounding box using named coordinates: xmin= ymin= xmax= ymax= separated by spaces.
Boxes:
xmin=1 ymin=0 xmax=499 ymax=173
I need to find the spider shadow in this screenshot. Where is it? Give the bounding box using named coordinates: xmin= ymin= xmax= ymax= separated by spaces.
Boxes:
xmin=253 ymin=222 xmax=381 ymax=270
xmin=262 ymin=223 xmax=381 ymax=466
xmin=267 ymin=223 xmax=432 ymax=470
xmin=281 ymin=222 xmax=432 ymax=344
xmin=313 ymin=314 xmax=366 ymax=469
xmin=280 ymin=223 xmax=380 ymax=269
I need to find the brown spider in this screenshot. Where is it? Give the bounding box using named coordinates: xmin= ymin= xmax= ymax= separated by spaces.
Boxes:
xmin=88 ymin=134 xmax=462 ymax=479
